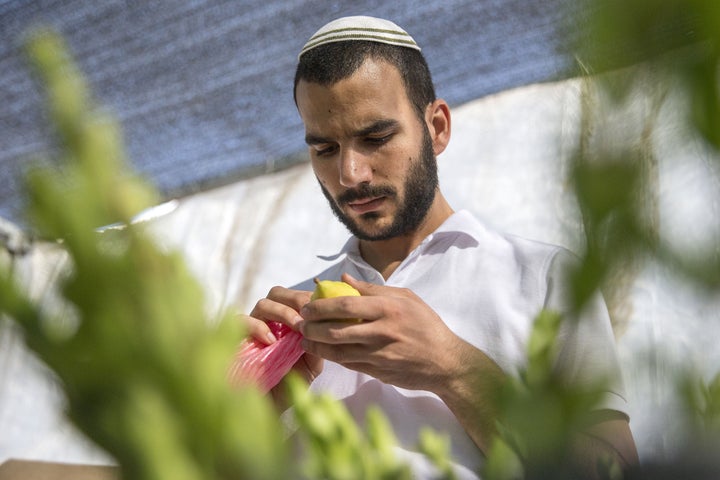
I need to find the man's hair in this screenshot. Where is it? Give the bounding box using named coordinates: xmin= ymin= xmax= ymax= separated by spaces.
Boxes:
xmin=294 ymin=41 xmax=436 ymax=120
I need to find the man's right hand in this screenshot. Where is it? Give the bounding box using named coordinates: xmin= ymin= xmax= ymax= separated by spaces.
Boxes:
xmin=243 ymin=286 xmax=321 ymax=402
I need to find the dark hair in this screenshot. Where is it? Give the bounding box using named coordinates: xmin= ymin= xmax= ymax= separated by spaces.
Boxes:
xmin=293 ymin=40 xmax=436 ymax=120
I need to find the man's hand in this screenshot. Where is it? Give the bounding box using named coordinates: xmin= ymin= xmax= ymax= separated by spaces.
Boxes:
xmin=297 ymin=273 xmax=468 ymax=392
xmin=298 ymin=273 xmax=506 ymax=454
xmin=244 ymin=286 xmax=321 ymax=403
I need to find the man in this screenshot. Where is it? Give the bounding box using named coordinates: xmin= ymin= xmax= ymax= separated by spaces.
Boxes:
xmin=245 ymin=15 xmax=638 ymax=479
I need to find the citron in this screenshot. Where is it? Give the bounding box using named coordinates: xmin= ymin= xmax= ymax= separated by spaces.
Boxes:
xmin=311 ymin=278 xmax=361 ymax=300
xmin=310 ymin=278 xmax=362 ymax=322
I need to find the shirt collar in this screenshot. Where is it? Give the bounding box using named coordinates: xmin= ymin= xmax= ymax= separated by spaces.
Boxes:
xmin=316 ymin=209 xmax=482 ymax=263
xmin=317 ymin=236 xmax=360 ymax=262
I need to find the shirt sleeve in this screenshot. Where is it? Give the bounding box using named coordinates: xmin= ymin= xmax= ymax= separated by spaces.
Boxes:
xmin=543 ymin=248 xmax=630 ymax=417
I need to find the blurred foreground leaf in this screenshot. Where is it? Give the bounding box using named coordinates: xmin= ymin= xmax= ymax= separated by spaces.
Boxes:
xmin=484 ymin=310 xmax=609 ymax=480
xmin=0 ymin=29 xmax=287 ymax=480
xmin=576 ymin=0 xmax=720 ymax=151
xmin=0 ymin=27 xmax=457 ymax=480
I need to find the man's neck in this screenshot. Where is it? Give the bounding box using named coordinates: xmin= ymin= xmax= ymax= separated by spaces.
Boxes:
xmin=358 ymin=194 xmax=454 ymax=280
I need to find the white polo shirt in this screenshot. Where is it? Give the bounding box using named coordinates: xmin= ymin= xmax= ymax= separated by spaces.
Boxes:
xmin=292 ymin=209 xmax=628 ymax=479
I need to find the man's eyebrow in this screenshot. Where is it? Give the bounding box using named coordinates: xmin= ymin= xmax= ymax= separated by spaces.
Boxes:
xmin=305 ymin=133 xmax=331 ymax=146
xmin=356 ymin=119 xmax=399 ymax=137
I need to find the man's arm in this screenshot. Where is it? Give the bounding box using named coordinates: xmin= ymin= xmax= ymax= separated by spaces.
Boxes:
xmin=298 ymin=274 xmax=638 ymax=476
xmin=570 ymin=412 xmax=639 ymax=476
xmin=432 ymin=338 xmax=506 ymax=455
xmin=435 ymin=339 xmax=638 ymax=477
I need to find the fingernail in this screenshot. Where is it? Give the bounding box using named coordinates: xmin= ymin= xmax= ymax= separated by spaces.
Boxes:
xmin=292 ymin=315 xmax=304 ymax=328
xmin=265 ymin=331 xmax=277 ymax=344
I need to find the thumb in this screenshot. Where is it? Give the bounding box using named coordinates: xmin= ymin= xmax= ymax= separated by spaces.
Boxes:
xmin=341 ymin=272 xmax=383 ymax=296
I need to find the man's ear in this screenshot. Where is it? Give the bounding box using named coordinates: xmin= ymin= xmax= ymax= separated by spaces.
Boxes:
xmin=425 ymin=99 xmax=451 ymax=156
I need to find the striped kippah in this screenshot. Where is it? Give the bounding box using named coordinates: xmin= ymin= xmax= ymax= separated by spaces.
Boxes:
xmin=299 ymin=16 xmax=421 ymax=58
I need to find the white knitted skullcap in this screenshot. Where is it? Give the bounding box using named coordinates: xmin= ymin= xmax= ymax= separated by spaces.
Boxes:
xmin=299 ymin=16 xmax=421 ymax=58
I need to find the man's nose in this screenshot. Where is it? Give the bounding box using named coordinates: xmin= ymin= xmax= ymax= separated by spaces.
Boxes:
xmin=338 ymin=148 xmax=373 ymax=188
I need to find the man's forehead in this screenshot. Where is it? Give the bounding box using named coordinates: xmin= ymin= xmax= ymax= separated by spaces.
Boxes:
xmin=298 ymin=56 xmax=404 ymax=90
xmin=296 ymin=59 xmax=407 ymax=111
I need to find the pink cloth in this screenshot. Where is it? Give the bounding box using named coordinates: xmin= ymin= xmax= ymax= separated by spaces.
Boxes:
xmin=229 ymin=322 xmax=304 ymax=393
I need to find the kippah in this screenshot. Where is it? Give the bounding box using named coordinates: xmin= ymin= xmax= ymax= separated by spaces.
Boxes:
xmin=299 ymin=15 xmax=421 ymax=58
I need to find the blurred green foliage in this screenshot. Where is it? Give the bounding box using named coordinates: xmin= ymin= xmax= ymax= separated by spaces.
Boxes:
xmin=484 ymin=1 xmax=720 ymax=478
xmin=572 ymin=0 xmax=720 ymax=350
xmin=573 ymin=0 xmax=720 ymax=293
xmin=287 ymin=374 xmax=415 ymax=480
xmin=483 ymin=311 xmax=612 ymax=480
xmin=0 ymin=29 xmax=456 ymax=480
xmin=0 ymin=29 xmax=289 ymax=480
xmin=567 ymin=0 xmax=720 ymax=477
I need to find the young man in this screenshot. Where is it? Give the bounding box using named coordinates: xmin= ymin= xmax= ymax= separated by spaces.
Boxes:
xmin=245 ymin=16 xmax=638 ymax=479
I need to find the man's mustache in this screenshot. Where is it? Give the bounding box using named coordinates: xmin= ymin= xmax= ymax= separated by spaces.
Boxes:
xmin=337 ymin=184 xmax=397 ymax=205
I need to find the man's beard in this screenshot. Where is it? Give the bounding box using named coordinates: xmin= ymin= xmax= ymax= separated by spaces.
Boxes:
xmin=319 ymin=125 xmax=439 ymax=241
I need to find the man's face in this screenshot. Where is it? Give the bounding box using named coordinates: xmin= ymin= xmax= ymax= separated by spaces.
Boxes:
xmin=295 ymin=58 xmax=438 ymax=241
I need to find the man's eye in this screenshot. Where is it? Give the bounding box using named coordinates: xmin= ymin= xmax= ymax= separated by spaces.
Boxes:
xmin=314 ymin=145 xmax=337 ymax=156
xmin=366 ymin=134 xmax=392 ymax=145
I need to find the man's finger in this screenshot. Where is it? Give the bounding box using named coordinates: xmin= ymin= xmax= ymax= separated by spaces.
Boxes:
xmin=301 ymin=293 xmax=380 ymax=324
xmin=266 ymin=285 xmax=313 ymax=311
xmin=240 ymin=314 xmax=277 ymax=345
xmin=341 ymin=272 xmax=387 ymax=296
xmin=250 ymin=297 xmax=306 ymax=329
xmin=342 ymin=272 xmax=414 ymax=299
xmin=300 ymin=317 xmax=369 ymax=344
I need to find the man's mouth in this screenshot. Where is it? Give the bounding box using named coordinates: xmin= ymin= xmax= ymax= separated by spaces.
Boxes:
xmin=347 ymin=196 xmax=385 ymax=214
